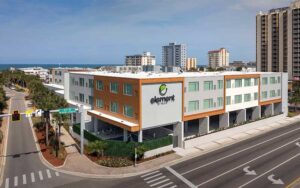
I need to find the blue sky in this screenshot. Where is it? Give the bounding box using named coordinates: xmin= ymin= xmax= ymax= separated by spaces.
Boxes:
xmin=0 ymin=0 xmax=292 ymax=65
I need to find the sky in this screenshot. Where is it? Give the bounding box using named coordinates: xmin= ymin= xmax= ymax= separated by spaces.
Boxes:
xmin=0 ymin=0 xmax=294 ymax=65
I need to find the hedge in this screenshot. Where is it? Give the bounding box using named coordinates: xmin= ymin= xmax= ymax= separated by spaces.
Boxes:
xmin=72 ymin=123 xmax=173 ymax=157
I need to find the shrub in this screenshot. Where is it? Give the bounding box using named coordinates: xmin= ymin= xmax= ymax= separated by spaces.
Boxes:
xmin=131 ymin=145 xmax=147 ymax=161
xmin=87 ymin=140 xmax=107 ymax=157
xmin=98 ymin=157 xmax=133 ymax=167
xmin=34 ymin=122 xmax=45 ymax=131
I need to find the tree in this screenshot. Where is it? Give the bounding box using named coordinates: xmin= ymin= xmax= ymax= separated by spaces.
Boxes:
xmin=87 ymin=140 xmax=108 ymax=157
xmin=236 ymin=66 xmax=243 ymax=71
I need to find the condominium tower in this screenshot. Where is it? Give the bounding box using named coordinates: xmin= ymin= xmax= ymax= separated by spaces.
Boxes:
xmin=208 ymin=48 xmax=229 ymax=69
xmin=125 ymin=52 xmax=156 ymax=66
xmin=162 ymin=43 xmax=187 ymax=68
xmin=256 ymin=0 xmax=300 ymax=80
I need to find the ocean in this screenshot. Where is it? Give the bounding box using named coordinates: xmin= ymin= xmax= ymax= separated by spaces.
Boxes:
xmin=0 ymin=64 xmax=123 ymax=71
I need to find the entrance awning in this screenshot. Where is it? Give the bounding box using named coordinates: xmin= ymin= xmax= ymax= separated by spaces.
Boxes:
xmin=87 ymin=110 xmax=140 ymax=132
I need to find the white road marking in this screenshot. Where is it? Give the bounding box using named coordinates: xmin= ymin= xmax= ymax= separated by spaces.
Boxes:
xmin=14 ymin=176 xmax=17 ymax=187
xmin=146 ymin=176 xmax=166 ymax=184
xmin=166 ymin=166 xmax=196 ymax=188
xmin=46 ymin=169 xmax=52 ymax=179
xmin=267 ymin=174 xmax=284 ymax=185
xmin=38 ymin=171 xmax=43 ymax=181
xmin=157 ymin=182 xmax=174 ymax=188
xmin=243 ymin=166 xmax=257 ymax=175
xmin=181 ymin=127 xmax=300 ymax=175
xmin=22 ymin=174 xmax=26 ymax=185
xmin=31 ymin=172 xmax=35 ymax=183
xmin=150 ymin=179 xmax=170 ymax=187
xmin=141 ymin=170 xmax=160 ymax=178
xmin=238 ymin=153 xmax=300 ymax=188
xmin=5 ymin=178 xmax=9 ymax=188
xmin=55 ymin=171 xmax=60 ymax=176
xmin=296 ymin=142 xmax=300 ymax=147
xmin=196 ymin=138 xmax=300 ymax=187
xmin=144 ymin=173 xmax=162 ymax=181
xmin=168 ymin=186 xmax=177 ymax=188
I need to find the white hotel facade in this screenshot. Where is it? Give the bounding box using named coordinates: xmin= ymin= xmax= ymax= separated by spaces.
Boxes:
xmin=63 ymin=71 xmax=288 ymax=147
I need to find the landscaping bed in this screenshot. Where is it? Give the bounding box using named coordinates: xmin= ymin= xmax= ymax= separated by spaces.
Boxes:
xmin=33 ymin=118 xmax=67 ymax=167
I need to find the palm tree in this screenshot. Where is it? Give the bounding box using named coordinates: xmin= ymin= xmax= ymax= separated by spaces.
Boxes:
xmin=87 ymin=140 xmax=107 ymax=157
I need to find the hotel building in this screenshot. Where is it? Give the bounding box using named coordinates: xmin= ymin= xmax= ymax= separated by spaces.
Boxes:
xmin=125 ymin=52 xmax=156 ymax=66
xmin=64 ymin=71 xmax=288 ymax=147
xmin=162 ymin=43 xmax=187 ymax=68
xmin=256 ymin=0 xmax=300 ymax=80
xmin=208 ymin=48 xmax=229 ymax=69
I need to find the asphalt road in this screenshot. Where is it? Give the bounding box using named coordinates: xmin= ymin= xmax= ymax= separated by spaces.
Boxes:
xmin=1 ymin=88 xmax=300 ymax=188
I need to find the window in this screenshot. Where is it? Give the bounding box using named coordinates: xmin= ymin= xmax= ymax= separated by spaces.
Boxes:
xmin=110 ymin=102 xmax=118 ymax=113
xmin=96 ymin=80 xmax=103 ymax=91
xmin=235 ymin=79 xmax=242 ymax=88
xmin=234 ymin=95 xmax=242 ymax=104
xmin=71 ymin=78 xmax=75 ymax=86
xmin=244 ymin=79 xmax=251 ymax=87
xmin=96 ymin=99 xmax=103 ymax=108
xmin=203 ymin=99 xmax=213 ymax=109
xmin=188 ymin=82 xmax=199 ymax=92
xmin=75 ymin=96 xmax=79 ymax=101
xmin=188 ymin=101 xmax=199 ymax=112
xmin=226 ymin=80 xmax=231 ymax=88
xmin=79 ymin=78 xmax=84 ymax=87
xmin=79 ymin=93 xmax=84 ymax=102
xmin=262 ymin=77 xmax=268 ymax=85
xmin=226 ymin=96 xmax=231 ymax=105
xmin=270 ymin=90 xmax=276 ymax=97
xmin=262 ymin=91 xmax=268 ymax=99
xmin=218 ymin=80 xmax=223 ymax=89
xmin=204 ymin=81 xmax=213 ymax=91
xmin=277 ymin=76 xmax=281 ymax=83
xmin=254 ymin=78 xmax=259 ymax=86
xmin=123 ymin=83 xmax=133 ymax=96
xmin=254 ymin=92 xmax=258 ymax=100
xmin=277 ymin=89 xmax=281 ymax=96
xmin=89 ymin=96 xmax=93 ymax=106
xmin=270 ymin=77 xmax=276 ymax=84
xmin=124 ymin=105 xmax=133 ymax=117
xmin=110 ymin=82 xmax=118 ymax=93
xmin=244 ymin=93 xmax=251 ymax=102
xmin=89 ymin=79 xmax=93 ymax=88
xmin=217 ymin=97 xmax=223 ymax=107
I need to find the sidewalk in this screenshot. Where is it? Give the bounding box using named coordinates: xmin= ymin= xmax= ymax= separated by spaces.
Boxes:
xmin=52 ymin=114 xmax=300 ymax=178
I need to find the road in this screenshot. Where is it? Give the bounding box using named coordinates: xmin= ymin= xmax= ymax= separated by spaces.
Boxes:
xmin=1 ymin=88 xmax=300 ymax=188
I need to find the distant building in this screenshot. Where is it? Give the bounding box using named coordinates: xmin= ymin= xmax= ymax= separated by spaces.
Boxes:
xmin=142 ymin=65 xmax=163 ymax=72
xmin=229 ymin=61 xmax=245 ymax=68
xmin=50 ymin=67 xmax=96 ymax=86
xmin=18 ymin=67 xmax=49 ymax=82
xmin=256 ymin=0 xmax=300 ymax=80
xmin=208 ymin=48 xmax=229 ymax=68
xmin=162 ymin=42 xmax=187 ymax=68
xmin=186 ymin=58 xmax=197 ymax=71
xmin=247 ymin=61 xmax=256 ymax=68
xmin=125 ymin=52 xmax=155 ymax=66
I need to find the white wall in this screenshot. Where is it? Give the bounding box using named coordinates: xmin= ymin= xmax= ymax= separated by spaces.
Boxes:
xmin=141 ymin=82 xmax=182 ymax=129
xmin=226 ymin=78 xmax=259 ymax=112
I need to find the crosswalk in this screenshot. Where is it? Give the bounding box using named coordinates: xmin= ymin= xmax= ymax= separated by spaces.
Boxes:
xmin=141 ymin=170 xmax=177 ymax=188
xmin=4 ymin=169 xmax=60 ymax=188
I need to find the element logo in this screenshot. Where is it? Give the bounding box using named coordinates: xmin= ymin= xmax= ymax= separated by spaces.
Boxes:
xmin=159 ymin=84 xmax=167 ymax=96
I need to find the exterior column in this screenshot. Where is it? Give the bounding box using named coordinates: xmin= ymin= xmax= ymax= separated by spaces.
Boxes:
xmin=173 ymin=121 xmax=184 ymax=148
xmin=271 ymin=103 xmax=274 ymax=116
xmin=237 ymin=109 xmax=246 ymax=124
xmin=93 ymin=118 xmax=98 ymax=132
xmin=198 ymin=116 xmax=209 ymax=135
xmin=123 ymin=129 xmax=128 ymax=142
xmin=265 ymin=104 xmax=273 ymax=117
xmin=138 ymin=130 xmax=143 ymax=143
xmin=219 ymin=113 xmax=229 ymax=129
xmin=252 ymin=106 xmax=261 ymax=120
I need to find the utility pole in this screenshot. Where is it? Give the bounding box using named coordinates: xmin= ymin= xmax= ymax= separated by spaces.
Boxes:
xmin=79 ymin=105 xmax=85 ymax=155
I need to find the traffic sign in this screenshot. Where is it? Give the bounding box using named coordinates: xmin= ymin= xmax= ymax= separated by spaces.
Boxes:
xmin=35 ymin=109 xmax=43 ymax=117
xmin=58 ymin=108 xmax=77 ymax=114
xmin=25 ymin=109 xmax=34 ymax=118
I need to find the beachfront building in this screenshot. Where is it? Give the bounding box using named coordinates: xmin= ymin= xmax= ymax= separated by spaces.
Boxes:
xmin=17 ymin=67 xmax=49 ymax=82
xmin=125 ymin=52 xmax=156 ymax=66
xmin=64 ymin=71 xmax=288 ymax=147
xmin=208 ymin=48 xmax=229 ymax=69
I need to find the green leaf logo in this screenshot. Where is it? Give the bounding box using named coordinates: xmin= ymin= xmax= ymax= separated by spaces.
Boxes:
xmin=159 ymin=84 xmax=167 ymax=96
